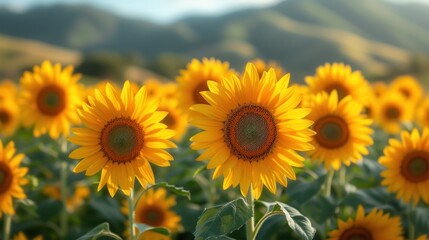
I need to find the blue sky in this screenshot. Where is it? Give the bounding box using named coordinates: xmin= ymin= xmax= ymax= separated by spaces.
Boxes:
xmin=1 ymin=0 xmax=428 ymax=23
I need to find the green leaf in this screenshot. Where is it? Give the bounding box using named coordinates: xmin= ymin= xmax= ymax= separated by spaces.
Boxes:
xmin=155 ymin=182 xmax=191 ymax=200
xmin=286 ymin=174 xmax=326 ymax=206
xmin=135 ymin=223 xmax=170 ymax=238
xmin=193 ymin=165 xmax=207 ymax=177
xmin=77 ymin=222 xmax=122 ymax=240
xmin=260 ymin=202 xmax=316 ymax=240
xmin=194 ymin=198 xmax=252 ymax=240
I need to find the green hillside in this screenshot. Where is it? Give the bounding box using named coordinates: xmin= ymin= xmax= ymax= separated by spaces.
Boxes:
xmin=0 ymin=0 xmax=429 ymax=80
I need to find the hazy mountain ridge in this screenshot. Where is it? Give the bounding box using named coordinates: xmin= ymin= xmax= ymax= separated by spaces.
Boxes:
xmin=1 ymin=0 xmax=429 ymax=80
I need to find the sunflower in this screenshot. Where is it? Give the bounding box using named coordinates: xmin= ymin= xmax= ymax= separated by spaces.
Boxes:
xmin=42 ymin=183 xmax=90 ymax=212
xmin=0 ymin=80 xmax=18 ymax=103
xmin=379 ymin=128 xmax=429 ymax=205
xmin=391 ymin=75 xmax=423 ymax=103
xmin=373 ymin=91 xmax=414 ymax=134
xmin=189 ymin=63 xmax=314 ymax=199
xmin=417 ymin=235 xmax=428 ymax=240
xmin=327 ymin=205 xmax=403 ymax=240
xmin=416 ymin=97 xmax=429 ymax=128
xmin=13 ymin=232 xmax=43 ymax=240
xmin=305 ymin=62 xmax=372 ymax=106
xmin=157 ymin=100 xmax=187 ymax=141
xmin=19 ymin=61 xmax=82 ymax=139
xmin=177 ymin=58 xmax=234 ymax=112
xmin=69 ymin=81 xmax=176 ymax=197
xmin=121 ymin=188 xmax=181 ymax=240
xmin=0 ymin=140 xmax=28 ymax=216
xmin=250 ymin=58 xmax=284 ymax=79
xmin=304 ymin=91 xmax=373 ymax=170
xmin=0 ymin=99 xmax=20 ymax=137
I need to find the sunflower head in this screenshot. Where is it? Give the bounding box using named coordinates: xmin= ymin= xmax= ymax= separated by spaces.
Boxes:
xmin=19 ymin=61 xmax=82 ymax=139
xmin=69 ymin=81 xmax=176 ymax=197
xmin=250 ymin=58 xmax=284 ymax=80
xmin=42 ymin=183 xmax=90 ymax=212
xmin=0 ymin=140 xmax=28 ymax=216
xmin=13 ymin=232 xmax=43 ymax=240
xmin=304 ymin=91 xmax=373 ymax=170
xmin=189 ymin=62 xmax=314 ymax=199
xmin=372 ymin=81 xmax=388 ymax=98
xmin=305 ymin=62 xmax=372 ymax=106
xmin=121 ymin=188 xmax=181 ymax=240
xmin=417 ymin=235 xmax=428 ymax=240
xmin=379 ymin=128 xmax=429 ymax=205
xmin=391 ymin=75 xmax=423 ymax=103
xmin=177 ymin=58 xmax=235 ymax=113
xmin=328 ymin=205 xmax=403 ymax=240
xmin=373 ymin=90 xmax=414 ymax=134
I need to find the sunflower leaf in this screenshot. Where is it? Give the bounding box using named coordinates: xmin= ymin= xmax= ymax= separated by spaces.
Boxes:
xmin=194 ymin=198 xmax=252 ymax=240
xmin=258 ymin=201 xmax=316 ymax=240
xmin=77 ymin=222 xmax=122 ymax=240
xmin=135 ymin=223 xmax=170 ymax=238
xmin=152 ymin=182 xmax=191 ymax=200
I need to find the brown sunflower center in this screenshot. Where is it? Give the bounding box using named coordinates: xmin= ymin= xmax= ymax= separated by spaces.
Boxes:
xmin=193 ymin=81 xmax=209 ymax=105
xmin=0 ymin=162 xmax=13 ymax=194
xmin=139 ymin=205 xmax=165 ymax=227
xmin=314 ymin=115 xmax=349 ymax=149
xmin=400 ymin=88 xmax=411 ymax=98
xmin=0 ymin=109 xmax=11 ymax=125
xmin=384 ymin=105 xmax=400 ymax=120
xmin=100 ymin=117 xmax=144 ymax=163
xmin=340 ymin=227 xmax=373 ymax=240
xmin=36 ymin=85 xmax=66 ymax=116
xmin=401 ymin=151 xmax=429 ymax=182
xmin=224 ymin=104 xmax=277 ymax=162
xmin=325 ymin=83 xmax=349 ymax=100
xmin=160 ymin=109 xmax=176 ymax=129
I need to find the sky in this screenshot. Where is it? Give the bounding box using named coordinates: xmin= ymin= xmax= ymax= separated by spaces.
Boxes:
xmin=0 ymin=0 xmax=428 ymax=23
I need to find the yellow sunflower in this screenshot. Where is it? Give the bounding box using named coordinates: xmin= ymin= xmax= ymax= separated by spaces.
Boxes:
xmin=373 ymin=91 xmax=414 ymax=134
xmin=305 ymin=62 xmax=372 ymax=106
xmin=391 ymin=75 xmax=423 ymax=103
xmin=250 ymin=58 xmax=284 ymax=79
xmin=121 ymin=188 xmax=181 ymax=240
xmin=379 ymin=128 xmax=429 ymax=205
xmin=327 ymin=205 xmax=403 ymax=240
xmin=0 ymin=80 xmax=18 ymax=103
xmin=177 ymin=58 xmax=234 ymax=112
xmin=69 ymin=81 xmax=176 ymax=197
xmin=0 ymin=100 xmax=20 ymax=137
xmin=42 ymin=183 xmax=90 ymax=212
xmin=0 ymin=140 xmax=28 ymax=216
xmin=13 ymin=232 xmax=43 ymax=240
xmin=416 ymin=97 xmax=429 ymax=128
xmin=304 ymin=91 xmax=373 ymax=170
xmin=189 ymin=63 xmax=314 ymax=199
xmin=157 ymin=100 xmax=187 ymax=142
xmin=20 ymin=61 xmax=82 ymax=139
xmin=372 ymin=81 xmax=388 ymax=98
xmin=417 ymin=235 xmax=428 ymax=240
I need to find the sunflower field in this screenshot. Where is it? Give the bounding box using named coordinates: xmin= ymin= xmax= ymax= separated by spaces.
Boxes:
xmin=1 ymin=54 xmax=429 ymax=240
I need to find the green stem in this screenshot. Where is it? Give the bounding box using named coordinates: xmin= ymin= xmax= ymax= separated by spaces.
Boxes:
xmin=128 ymin=190 xmax=136 ymax=240
xmin=3 ymin=214 xmax=11 ymax=240
xmin=324 ymin=169 xmax=335 ymax=198
xmin=408 ymin=203 xmax=415 ymax=240
xmin=251 ymin=211 xmax=283 ymax=240
xmin=246 ymin=188 xmax=255 ymax=240
xmin=60 ymin=160 xmax=68 ymax=238
xmin=338 ymin=166 xmax=346 ymax=199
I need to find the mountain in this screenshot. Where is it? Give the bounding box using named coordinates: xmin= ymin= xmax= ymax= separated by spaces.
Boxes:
xmin=1 ymin=0 xmax=429 ymax=81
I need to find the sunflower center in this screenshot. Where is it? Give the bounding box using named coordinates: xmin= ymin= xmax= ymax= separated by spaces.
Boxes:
xmin=401 ymin=151 xmax=429 ymax=182
xmin=193 ymin=81 xmax=209 ymax=105
xmin=139 ymin=206 xmax=165 ymax=227
xmin=340 ymin=227 xmax=373 ymax=240
xmin=224 ymin=104 xmax=277 ymax=162
xmin=384 ymin=105 xmax=400 ymax=120
xmin=161 ymin=111 xmax=176 ymax=129
xmin=314 ymin=115 xmax=349 ymax=149
xmin=36 ymin=85 xmax=66 ymax=116
xmin=0 ymin=162 xmax=13 ymax=194
xmin=100 ymin=117 xmax=144 ymax=163
xmin=400 ymin=88 xmax=410 ymax=98
xmin=0 ymin=109 xmax=11 ymax=125
xmin=325 ymin=83 xmax=349 ymax=99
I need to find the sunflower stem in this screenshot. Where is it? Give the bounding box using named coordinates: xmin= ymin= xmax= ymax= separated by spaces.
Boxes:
xmin=338 ymin=166 xmax=346 ymax=199
xmin=128 ymin=190 xmax=136 ymax=240
xmin=407 ymin=203 xmax=415 ymax=240
xmin=60 ymin=138 xmax=69 ymax=238
xmin=246 ymin=188 xmax=255 ymax=240
xmin=324 ymin=169 xmax=335 ymax=198
xmin=3 ymin=214 xmax=11 ymax=240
